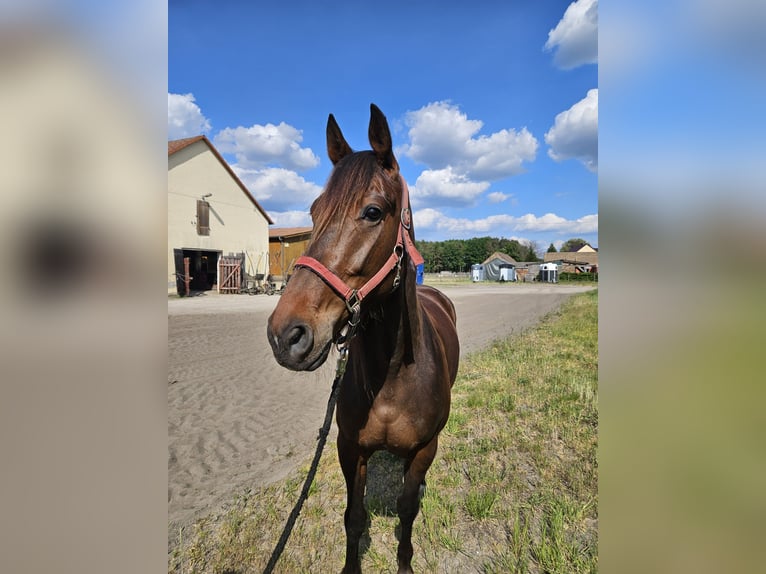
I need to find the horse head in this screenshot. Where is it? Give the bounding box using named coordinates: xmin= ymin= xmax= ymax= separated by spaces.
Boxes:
xmin=267 ymin=104 xmax=412 ymax=371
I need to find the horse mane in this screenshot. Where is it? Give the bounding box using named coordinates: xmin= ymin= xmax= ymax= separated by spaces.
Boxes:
xmin=310 ymin=151 xmax=398 ymax=238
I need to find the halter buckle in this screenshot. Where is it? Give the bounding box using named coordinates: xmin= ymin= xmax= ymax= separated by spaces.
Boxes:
xmin=345 ymin=290 xmax=361 ymax=320
xmin=343 ymin=290 xmax=361 ymax=336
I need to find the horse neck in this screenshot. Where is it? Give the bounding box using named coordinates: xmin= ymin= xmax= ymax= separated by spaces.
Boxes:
xmin=356 ymin=259 xmax=421 ymax=372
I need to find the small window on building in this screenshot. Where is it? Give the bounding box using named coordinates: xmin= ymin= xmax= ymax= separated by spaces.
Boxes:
xmin=197 ymin=200 xmax=210 ymax=235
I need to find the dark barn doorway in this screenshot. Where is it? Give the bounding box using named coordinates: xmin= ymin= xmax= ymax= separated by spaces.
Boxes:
xmin=173 ymin=248 xmax=221 ymax=295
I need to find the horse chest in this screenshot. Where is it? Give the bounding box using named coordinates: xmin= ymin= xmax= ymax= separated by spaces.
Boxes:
xmin=354 ymin=392 xmax=439 ymax=453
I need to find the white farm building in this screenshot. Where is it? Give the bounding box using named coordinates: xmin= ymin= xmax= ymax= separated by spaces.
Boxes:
xmin=168 ymin=136 xmax=273 ymax=295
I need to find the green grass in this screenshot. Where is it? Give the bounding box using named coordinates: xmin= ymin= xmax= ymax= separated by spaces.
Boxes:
xmin=168 ymin=289 xmax=598 ymax=573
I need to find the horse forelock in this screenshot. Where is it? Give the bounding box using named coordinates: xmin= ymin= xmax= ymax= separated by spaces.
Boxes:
xmin=310 ymin=152 xmax=399 ymax=238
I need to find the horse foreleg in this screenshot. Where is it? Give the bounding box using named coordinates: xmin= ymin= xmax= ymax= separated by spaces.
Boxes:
xmin=337 ymin=433 xmax=368 ymax=574
xmin=396 ymin=436 xmax=438 ymax=574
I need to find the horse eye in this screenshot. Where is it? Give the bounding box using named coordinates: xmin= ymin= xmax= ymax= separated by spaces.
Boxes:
xmin=362 ymin=206 xmax=383 ymax=222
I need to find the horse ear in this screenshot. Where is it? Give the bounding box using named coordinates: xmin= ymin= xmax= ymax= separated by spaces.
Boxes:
xmin=327 ymin=113 xmax=353 ymax=165
xmin=368 ymin=104 xmax=399 ymax=172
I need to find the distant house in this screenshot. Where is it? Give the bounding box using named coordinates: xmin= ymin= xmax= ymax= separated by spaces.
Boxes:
xmin=481 ymin=252 xmax=517 ymax=281
xmin=543 ymin=243 xmax=598 ymax=273
xmin=168 ymin=135 xmax=273 ymax=295
xmin=269 ymin=227 xmax=313 ymax=281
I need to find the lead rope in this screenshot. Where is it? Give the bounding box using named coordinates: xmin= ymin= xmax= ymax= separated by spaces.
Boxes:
xmin=261 ymin=344 xmax=349 ymax=574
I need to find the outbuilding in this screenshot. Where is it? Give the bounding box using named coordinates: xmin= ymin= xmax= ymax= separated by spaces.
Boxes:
xmin=543 ymin=243 xmax=598 ymax=274
xmin=168 ymin=136 xmax=273 ymax=295
xmin=268 ymin=226 xmax=313 ymax=285
xmin=479 ymin=252 xmax=517 ymax=282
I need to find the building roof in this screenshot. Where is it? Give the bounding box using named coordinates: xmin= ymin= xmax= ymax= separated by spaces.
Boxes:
xmin=482 ymin=251 xmax=517 ymax=265
xmin=168 ymin=135 xmax=206 ymax=156
xmin=168 ymin=135 xmax=274 ymax=224
xmin=543 ymin=251 xmax=599 ymax=265
xmin=269 ymin=227 xmax=313 ymax=240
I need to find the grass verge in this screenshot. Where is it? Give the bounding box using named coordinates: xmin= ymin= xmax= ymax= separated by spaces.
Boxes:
xmin=169 ymin=289 xmax=598 ymax=573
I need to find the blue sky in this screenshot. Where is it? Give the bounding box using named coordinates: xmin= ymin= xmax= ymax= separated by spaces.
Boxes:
xmin=169 ymin=0 xmax=598 ymax=251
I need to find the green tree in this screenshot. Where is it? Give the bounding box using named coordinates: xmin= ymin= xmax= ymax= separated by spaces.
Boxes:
xmin=520 ymin=240 xmax=541 ymax=262
xmin=415 ymin=240 xmax=436 ymax=273
xmin=501 ymin=239 xmax=524 ymax=261
xmin=441 ymin=239 xmax=465 ymax=272
xmin=547 ymin=243 xmax=558 ymax=253
xmin=464 ymin=237 xmax=487 ymax=266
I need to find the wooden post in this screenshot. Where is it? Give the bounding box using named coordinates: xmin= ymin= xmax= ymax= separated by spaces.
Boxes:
xmin=183 ymin=257 xmax=191 ymax=296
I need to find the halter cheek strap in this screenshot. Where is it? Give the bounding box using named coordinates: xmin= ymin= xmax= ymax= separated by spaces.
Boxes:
xmin=293 ymin=175 xmax=423 ymax=337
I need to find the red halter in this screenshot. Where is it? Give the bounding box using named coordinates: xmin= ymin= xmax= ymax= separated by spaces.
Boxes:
xmin=293 ymin=175 xmax=423 ymax=329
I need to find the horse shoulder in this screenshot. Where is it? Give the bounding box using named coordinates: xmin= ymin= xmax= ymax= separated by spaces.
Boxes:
xmin=415 ymin=285 xmax=460 ymax=384
xmin=416 ymin=285 xmax=457 ymax=325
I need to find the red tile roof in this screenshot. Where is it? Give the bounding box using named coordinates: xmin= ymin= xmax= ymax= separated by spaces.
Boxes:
xmin=167 ymin=135 xmax=205 ymax=155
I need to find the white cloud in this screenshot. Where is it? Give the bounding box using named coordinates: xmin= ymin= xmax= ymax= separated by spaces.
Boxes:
xmin=268 ymin=210 xmax=313 ymax=228
xmin=514 ymin=212 xmax=598 ymax=232
xmin=400 ymin=102 xmax=482 ymax=166
xmin=410 ymin=167 xmax=490 ymax=208
xmin=413 ymin=208 xmax=598 ymax=236
xmin=545 ymin=0 xmax=598 ymax=69
xmin=214 ymin=122 xmax=319 ymax=172
xmin=168 ymin=93 xmax=211 ymax=139
xmin=400 ymin=101 xmax=538 ymax=180
xmin=487 ymin=192 xmax=510 ymax=203
xmin=545 ymin=88 xmax=598 ymax=172
xmin=232 ymin=166 xmax=323 ymax=212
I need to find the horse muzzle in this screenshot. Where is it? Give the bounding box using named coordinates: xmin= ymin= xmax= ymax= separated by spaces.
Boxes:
xmin=267 ymin=312 xmax=334 ymax=372
xmin=266 ymin=261 xmax=353 ymax=372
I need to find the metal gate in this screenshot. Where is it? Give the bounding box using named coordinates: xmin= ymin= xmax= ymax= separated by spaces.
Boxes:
xmin=218 ymin=256 xmax=242 ymax=293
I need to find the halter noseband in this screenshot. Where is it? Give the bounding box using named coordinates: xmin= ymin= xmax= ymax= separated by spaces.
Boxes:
xmin=293 ymin=175 xmax=424 ymax=343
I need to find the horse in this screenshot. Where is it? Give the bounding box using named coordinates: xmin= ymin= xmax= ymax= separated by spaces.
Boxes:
xmin=267 ymin=104 xmax=459 ymax=574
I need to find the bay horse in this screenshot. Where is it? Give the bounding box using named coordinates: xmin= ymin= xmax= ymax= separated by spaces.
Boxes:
xmin=267 ymin=104 xmax=459 ymax=574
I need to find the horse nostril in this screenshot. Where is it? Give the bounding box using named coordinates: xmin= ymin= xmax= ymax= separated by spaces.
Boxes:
xmin=288 ymin=325 xmax=304 ymax=346
xmin=286 ymin=323 xmax=313 ymax=359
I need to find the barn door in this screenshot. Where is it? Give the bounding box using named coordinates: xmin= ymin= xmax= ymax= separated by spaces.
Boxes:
xmin=218 ymin=256 xmax=242 ymax=293
xmin=173 ymin=249 xmax=186 ymax=296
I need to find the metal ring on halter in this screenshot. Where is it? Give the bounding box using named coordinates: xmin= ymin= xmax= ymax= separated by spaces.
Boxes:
xmin=335 ymin=325 xmax=348 ymax=348
xmin=400 ymin=207 xmax=412 ymax=230
xmin=392 ymin=244 xmax=404 ymax=290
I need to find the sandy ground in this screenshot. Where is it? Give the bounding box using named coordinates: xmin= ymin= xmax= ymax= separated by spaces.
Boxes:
xmin=168 ymin=283 xmax=594 ymax=544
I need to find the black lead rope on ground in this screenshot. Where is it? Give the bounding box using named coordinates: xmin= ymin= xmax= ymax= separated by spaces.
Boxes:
xmin=262 ymin=348 xmax=348 ymax=574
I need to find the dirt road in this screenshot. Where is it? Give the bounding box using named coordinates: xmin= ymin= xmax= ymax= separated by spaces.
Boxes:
xmin=168 ymin=283 xmax=594 ymax=540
